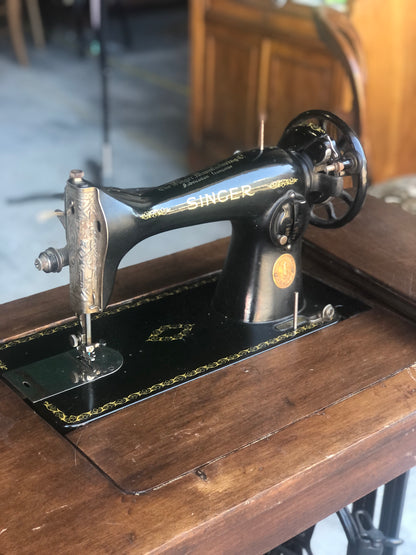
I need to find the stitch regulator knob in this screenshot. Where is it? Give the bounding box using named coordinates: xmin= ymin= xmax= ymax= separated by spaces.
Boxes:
xmin=270 ymin=192 xmax=309 ymax=247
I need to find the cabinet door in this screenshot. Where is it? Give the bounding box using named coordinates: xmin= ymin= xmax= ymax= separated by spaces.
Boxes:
xmin=189 ymin=0 xmax=346 ymax=168
xmin=202 ymin=21 xmax=261 ymax=156
xmin=262 ymin=39 xmax=343 ymax=144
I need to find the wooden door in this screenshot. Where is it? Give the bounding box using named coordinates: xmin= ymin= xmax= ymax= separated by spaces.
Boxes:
xmin=202 ymin=20 xmax=262 ymax=158
xmin=189 ymin=0 xmax=345 ymax=168
xmin=261 ymin=39 xmax=343 ymax=144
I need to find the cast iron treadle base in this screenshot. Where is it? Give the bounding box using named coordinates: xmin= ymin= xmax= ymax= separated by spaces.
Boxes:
xmin=1 ymin=272 xmax=367 ymax=432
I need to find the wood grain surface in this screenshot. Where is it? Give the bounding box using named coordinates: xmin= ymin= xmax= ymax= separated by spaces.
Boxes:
xmin=0 ymin=197 xmax=415 ymax=553
xmin=1 ymin=352 xmax=415 ymax=553
xmin=68 ymin=308 xmax=416 ymax=494
xmin=305 ymin=196 xmax=416 ymax=319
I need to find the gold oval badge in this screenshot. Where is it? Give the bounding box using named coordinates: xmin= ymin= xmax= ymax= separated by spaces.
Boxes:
xmin=272 ymin=253 xmax=296 ymax=289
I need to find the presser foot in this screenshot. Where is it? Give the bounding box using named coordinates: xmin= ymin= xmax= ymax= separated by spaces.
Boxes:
xmin=2 ymin=343 xmax=124 ymax=403
xmin=273 ymin=303 xmax=337 ymax=333
xmin=69 ymin=332 xmax=100 ymax=365
xmin=71 ymin=342 xmax=124 ymax=384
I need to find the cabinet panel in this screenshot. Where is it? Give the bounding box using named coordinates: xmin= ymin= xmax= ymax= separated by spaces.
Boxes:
xmin=192 ymin=0 xmax=416 ymax=182
xmin=189 ymin=0 xmax=345 ymax=168
xmin=204 ymin=22 xmax=261 ymax=150
xmin=263 ymin=41 xmax=340 ymax=142
xmin=351 ymin=0 xmax=416 ymax=182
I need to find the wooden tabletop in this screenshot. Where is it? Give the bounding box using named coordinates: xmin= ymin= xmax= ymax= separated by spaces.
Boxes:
xmin=0 ymin=197 xmax=415 ymax=553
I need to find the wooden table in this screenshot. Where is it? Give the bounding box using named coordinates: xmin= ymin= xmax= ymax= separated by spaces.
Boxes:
xmin=0 ymin=197 xmax=415 ymax=553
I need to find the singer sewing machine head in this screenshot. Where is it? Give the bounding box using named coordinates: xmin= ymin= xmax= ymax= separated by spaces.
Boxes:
xmin=3 ymin=110 xmax=368 ymax=430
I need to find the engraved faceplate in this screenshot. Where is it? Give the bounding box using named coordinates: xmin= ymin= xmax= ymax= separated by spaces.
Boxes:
xmin=65 ymin=183 xmax=108 ymax=315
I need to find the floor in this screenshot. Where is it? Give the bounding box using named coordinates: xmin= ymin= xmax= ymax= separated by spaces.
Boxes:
xmin=0 ymin=4 xmax=230 ymax=304
xmin=0 ymin=4 xmax=414 ymax=553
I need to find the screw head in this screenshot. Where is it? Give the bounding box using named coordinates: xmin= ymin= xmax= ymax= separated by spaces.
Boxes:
xmin=69 ymin=334 xmax=81 ymax=348
xmin=34 ymin=256 xmax=43 ymax=271
xmin=69 ymin=169 xmax=85 ymax=181
xmin=322 ymin=304 xmax=336 ymax=322
xmin=34 ymin=251 xmax=51 ymax=272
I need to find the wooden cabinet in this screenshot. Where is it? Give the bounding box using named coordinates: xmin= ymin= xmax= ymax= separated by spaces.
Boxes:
xmin=202 ymin=21 xmax=261 ymax=151
xmin=262 ymin=37 xmax=344 ymax=142
xmin=350 ymin=0 xmax=416 ymax=183
xmin=189 ymin=0 xmax=345 ymax=169
xmin=190 ymin=0 xmax=416 ymax=184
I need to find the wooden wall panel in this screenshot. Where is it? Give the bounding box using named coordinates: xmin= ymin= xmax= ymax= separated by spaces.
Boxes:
xmin=190 ymin=0 xmax=346 ymax=168
xmin=264 ymin=41 xmax=338 ymax=142
xmin=191 ymin=0 xmax=416 ymax=183
xmin=204 ymin=23 xmax=261 ymax=149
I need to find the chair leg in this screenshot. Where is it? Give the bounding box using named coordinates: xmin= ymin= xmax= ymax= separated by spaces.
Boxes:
xmin=25 ymin=0 xmax=45 ymax=48
xmin=6 ymin=0 xmax=29 ymax=65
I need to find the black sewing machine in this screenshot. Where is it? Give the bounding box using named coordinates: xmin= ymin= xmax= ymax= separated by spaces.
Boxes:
xmin=2 ymin=110 xmax=368 ymax=431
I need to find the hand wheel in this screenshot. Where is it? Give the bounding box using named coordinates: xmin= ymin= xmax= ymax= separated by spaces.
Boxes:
xmin=278 ymin=110 xmax=368 ymax=228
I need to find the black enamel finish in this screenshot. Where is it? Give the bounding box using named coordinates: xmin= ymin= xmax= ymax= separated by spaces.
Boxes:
xmin=92 ymin=111 xmax=367 ymax=322
xmin=278 ymin=110 xmax=368 ymax=228
xmin=1 ymin=273 xmax=368 ymax=432
xmin=99 ymin=147 xmax=311 ymax=321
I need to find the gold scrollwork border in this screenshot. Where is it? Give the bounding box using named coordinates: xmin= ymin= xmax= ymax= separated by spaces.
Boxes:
xmin=42 ymin=320 xmax=319 ymax=425
xmin=0 ymin=274 xmax=219 ymax=369
xmin=146 ymin=323 xmax=195 ymax=342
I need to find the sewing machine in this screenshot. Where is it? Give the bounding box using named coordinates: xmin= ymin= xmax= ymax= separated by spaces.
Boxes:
xmin=2 ymin=110 xmax=368 ymax=431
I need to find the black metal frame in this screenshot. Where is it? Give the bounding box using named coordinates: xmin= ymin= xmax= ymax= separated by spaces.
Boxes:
xmin=268 ymin=472 xmax=410 ymax=555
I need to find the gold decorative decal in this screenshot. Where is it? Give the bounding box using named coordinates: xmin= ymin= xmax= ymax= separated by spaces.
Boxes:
xmin=307 ymin=122 xmax=326 ymax=134
xmin=146 ymin=323 xmax=195 ymax=342
xmin=158 ymin=153 xmax=245 ymax=193
xmin=268 ymin=177 xmax=298 ymax=189
xmin=0 ymin=275 xmax=218 ymax=360
xmin=42 ymin=320 xmax=320 ymax=425
xmin=0 ymin=320 xmax=77 ymax=354
xmin=0 ymin=360 xmax=7 ymax=371
xmin=138 ymin=177 xmax=298 ymax=220
xmin=186 ymin=184 xmax=255 ymax=210
xmin=140 ymin=207 xmax=170 ymax=220
xmin=273 ymin=254 xmax=296 ymax=289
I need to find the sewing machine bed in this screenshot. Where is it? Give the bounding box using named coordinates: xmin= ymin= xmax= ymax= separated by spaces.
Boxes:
xmin=1 ymin=272 xmax=366 ymax=432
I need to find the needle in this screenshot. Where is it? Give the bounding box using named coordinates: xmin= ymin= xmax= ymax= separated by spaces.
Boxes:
xmin=258 ymin=113 xmax=266 ymax=153
xmin=293 ymin=291 xmax=299 ymax=331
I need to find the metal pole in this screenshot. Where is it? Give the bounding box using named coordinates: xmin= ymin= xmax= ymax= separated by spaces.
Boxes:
xmin=379 ymin=472 xmax=409 ymax=555
xmin=90 ymin=0 xmax=113 ymax=185
xmin=353 ymin=490 xmax=377 ymax=521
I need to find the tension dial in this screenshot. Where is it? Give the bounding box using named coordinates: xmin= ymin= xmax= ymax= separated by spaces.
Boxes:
xmin=270 ymin=191 xmax=309 ymax=247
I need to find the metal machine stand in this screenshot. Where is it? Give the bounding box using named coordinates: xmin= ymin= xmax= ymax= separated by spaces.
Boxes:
xmin=269 ymin=472 xmax=409 ymax=555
